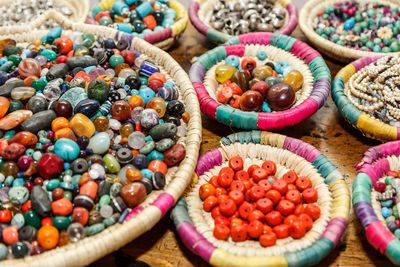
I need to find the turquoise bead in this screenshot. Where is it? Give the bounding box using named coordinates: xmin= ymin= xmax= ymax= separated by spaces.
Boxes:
xmin=225 ymin=55 xmax=240 ymax=68
xmin=262 ymin=102 xmax=271 ymax=112
xmin=25 ymin=148 xmax=34 ymax=156
xmin=85 ymin=223 xmax=105 ymax=236
xmin=12 ymin=178 xmax=24 ymax=186
xmin=54 ymin=138 xmax=80 ymax=161
xmin=11 ymin=213 xmax=25 ymax=229
xmin=382 ymin=207 xmax=391 ymax=218
xmin=256 ymin=51 xmax=267 ymax=61
xmin=373 ymin=45 xmax=382 ymax=52
xmin=9 ymin=186 xmax=29 ymax=205
xmin=383 ymin=38 xmax=392 ymax=46
xmin=373 ymin=38 xmax=382 ymax=44
xmin=382 ymin=199 xmax=393 ymax=207
xmin=147 ymin=150 xmax=164 ymax=161
xmin=4 ymin=176 xmax=14 ymax=186
xmin=109 ymin=54 xmax=125 ymax=68
xmin=0 ymin=244 xmax=7 ymax=260
xmin=41 ymin=49 xmax=57 ymax=61
xmin=382 ymin=47 xmax=391 ymax=53
xmin=87 ymin=132 xmax=111 ymax=154
xmin=141 ymin=168 xmax=153 ymax=179
xmin=386 ymin=176 xmax=395 ymax=185
xmin=99 ymin=194 xmax=111 ymax=208
xmin=395 ymin=229 xmax=400 ymax=239
xmin=47 ymin=179 xmax=60 ymax=190
xmin=3 ymin=130 xmax=15 ymax=140
xmin=103 ymin=217 xmax=116 ymax=227
xmin=139 ymin=87 xmax=155 ymax=103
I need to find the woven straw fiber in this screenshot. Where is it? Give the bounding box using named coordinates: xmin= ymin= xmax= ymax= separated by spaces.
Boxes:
xmin=0 ymin=10 xmax=202 ymax=267
xmin=0 ymin=0 xmax=89 ymax=24
xmin=172 ymin=131 xmax=350 ymax=267
xmin=299 ymin=0 xmax=400 ymax=63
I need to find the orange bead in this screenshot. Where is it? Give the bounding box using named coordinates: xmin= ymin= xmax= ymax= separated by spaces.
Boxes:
xmin=96 ymin=11 xmax=111 ymax=22
xmin=0 ymin=138 xmax=7 ymax=154
xmin=2 ymin=225 xmax=19 ymax=245
xmin=51 ymin=117 xmax=69 ymax=132
xmin=37 ymin=225 xmax=59 ymax=250
xmin=9 ymin=131 xmax=38 ymax=146
xmin=97 ymin=75 xmax=111 ymax=86
xmin=126 ymin=168 xmax=142 ymax=182
xmin=79 ymin=180 xmax=98 ymax=199
xmin=55 ymin=128 xmax=76 ymax=141
xmin=143 ymin=15 xmax=157 ymax=30
xmin=42 ymin=217 xmax=53 ymax=226
xmin=51 ymin=198 xmax=73 ymax=216
xmin=0 ymin=96 xmax=9 ymax=119
xmin=128 ymin=95 xmax=145 ymax=108
xmin=131 ymin=149 xmax=139 ymax=157
xmin=71 ymin=207 xmax=89 ymax=225
xmin=115 ymin=63 xmax=129 ymax=74
xmin=148 ymin=159 xmax=168 ymax=175
xmin=58 ymin=230 xmax=69 ymax=246
xmin=148 ymin=72 xmax=166 ymax=84
xmin=74 ymin=71 xmax=92 ymax=84
xmin=24 ymin=76 xmax=36 ymax=87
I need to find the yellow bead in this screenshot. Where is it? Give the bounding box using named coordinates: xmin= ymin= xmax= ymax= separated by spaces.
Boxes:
xmin=282 ymin=70 xmax=304 ymax=91
xmin=69 ymin=113 xmax=95 ymax=138
xmin=215 ymin=64 xmax=237 ymax=83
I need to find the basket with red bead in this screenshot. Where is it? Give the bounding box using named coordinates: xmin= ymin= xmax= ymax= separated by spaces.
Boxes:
xmin=172 ymin=131 xmax=350 ymax=266
xmin=190 ymin=32 xmax=331 ymax=130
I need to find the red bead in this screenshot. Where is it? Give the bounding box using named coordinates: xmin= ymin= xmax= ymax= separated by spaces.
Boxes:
xmin=241 ymin=57 xmax=257 ymax=72
xmin=239 ymin=90 xmax=263 ymax=111
xmin=38 ymin=153 xmax=64 ymax=179
xmin=143 ymin=15 xmax=157 ymax=30
xmin=71 ymin=207 xmax=89 ymax=225
xmin=213 ymin=224 xmax=230 ymax=240
xmin=0 ymin=210 xmax=12 ymax=223
xmin=3 ymin=226 xmax=18 ymax=245
xmin=55 ymin=37 xmax=74 ymax=54
xmin=265 ymin=83 xmax=295 ymax=111
xmin=80 ymin=181 xmax=98 ymax=200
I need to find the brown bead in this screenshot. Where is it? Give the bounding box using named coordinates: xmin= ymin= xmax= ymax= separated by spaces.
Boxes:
xmin=265 ymin=83 xmax=296 ymax=111
xmin=182 ymin=112 xmax=190 ymax=123
xmin=120 ymin=123 xmax=134 ymax=138
xmin=54 ymin=100 xmax=73 ymax=118
xmin=34 ymin=177 xmax=44 ymax=186
xmin=52 ymin=187 xmax=64 ymax=201
xmin=93 ymin=116 xmax=109 ymax=132
xmin=231 ymin=70 xmax=250 ymax=92
xmin=252 ymin=66 xmax=273 ymax=80
xmin=239 ymin=90 xmax=263 ymax=112
xmin=78 ymin=172 xmax=91 ymax=187
xmin=18 ymin=58 xmax=41 ymax=79
xmin=110 ymin=100 xmax=131 ymax=121
xmin=120 ymin=182 xmax=147 ymax=208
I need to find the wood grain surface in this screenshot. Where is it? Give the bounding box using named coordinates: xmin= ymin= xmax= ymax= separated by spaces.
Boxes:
xmin=90 ymin=5 xmax=395 ymax=267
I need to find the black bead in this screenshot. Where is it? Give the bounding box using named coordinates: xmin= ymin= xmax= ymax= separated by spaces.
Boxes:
xmin=116 ymin=39 xmax=129 ymax=51
xmin=125 ymin=74 xmax=141 ymax=90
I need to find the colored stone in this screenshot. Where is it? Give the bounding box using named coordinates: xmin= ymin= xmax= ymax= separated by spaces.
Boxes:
xmin=30 ymin=185 xmax=51 ymax=217
xmin=87 ymin=132 xmax=110 ymax=154
xmin=128 ymin=131 xmax=146 ymax=149
xmin=59 ymin=87 xmax=88 ymax=108
xmin=0 ymin=96 xmax=9 ymax=118
xmin=80 ymin=181 xmax=98 ymax=200
xmin=141 ymin=109 xmax=159 ymax=128
xmin=231 ymin=70 xmax=250 ymax=92
xmin=103 ymin=154 xmax=121 ymax=174
xmin=69 ymin=113 xmax=96 ymax=138
xmin=37 ymin=153 xmax=64 ymax=179
xmin=67 ymin=56 xmax=98 ymax=69
xmin=0 ymin=110 xmax=32 ymax=130
xmin=87 ymin=80 xmax=110 ymax=104
xmin=164 ymin=144 xmax=186 ymax=166
xmin=74 ymin=99 xmax=100 ymax=118
xmin=120 ymin=182 xmax=147 ymax=208
xmin=51 ymin=197 xmax=73 ymax=216
xmin=37 ymin=225 xmax=59 ymax=249
xmin=9 ymin=131 xmax=38 ymax=146
xmin=155 ymin=138 xmax=174 ymax=152
xmin=149 ymin=123 xmax=177 ymax=141
xmin=21 ymin=110 xmax=57 ymax=133
xmin=18 ymin=58 xmax=41 ymax=79
xmin=53 ymin=100 xmax=73 ymax=118
xmin=8 ymin=186 xmax=29 ymax=205
xmin=26 ymin=95 xmax=47 ymax=113
xmin=54 ymin=138 xmax=80 ymax=161
xmin=252 ymin=66 xmax=274 ymax=80
xmin=110 ymin=100 xmax=131 ymax=120
xmin=215 ymin=64 xmax=236 ymax=83
xmin=2 ymin=143 xmax=25 ymax=160
xmin=0 ymin=79 xmax=25 ymax=97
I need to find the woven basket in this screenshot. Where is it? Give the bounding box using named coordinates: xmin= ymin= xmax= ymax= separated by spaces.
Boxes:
xmin=299 ymin=0 xmax=400 ymax=63
xmin=189 ymin=32 xmax=331 ymax=130
xmin=189 ymin=0 xmax=298 ymax=44
xmin=331 ymin=56 xmax=400 ymax=141
xmin=353 ymin=141 xmax=400 ymax=265
xmin=86 ymin=0 xmax=188 ymax=51
xmin=0 ymin=10 xmax=202 ymax=267
xmin=171 ymin=131 xmax=350 ymax=267
xmin=0 ymin=0 xmax=89 ymax=24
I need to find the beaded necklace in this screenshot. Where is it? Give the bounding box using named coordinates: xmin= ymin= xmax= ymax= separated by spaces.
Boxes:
xmin=346 ymin=56 xmax=400 ymax=124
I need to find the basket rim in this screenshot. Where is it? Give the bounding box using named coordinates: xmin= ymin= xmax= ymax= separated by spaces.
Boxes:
xmin=171 ymin=130 xmax=350 ymax=267
xmin=188 ymin=0 xmax=299 ymax=44
xmin=298 ymin=0 xmax=400 ymax=63
xmin=86 ymin=0 xmax=188 ymax=50
xmin=0 ymin=10 xmax=202 ymax=267
xmin=331 ymin=55 xmax=400 ymax=141
xmin=353 ymin=141 xmax=400 ymax=265
xmin=189 ymin=32 xmax=331 ymax=130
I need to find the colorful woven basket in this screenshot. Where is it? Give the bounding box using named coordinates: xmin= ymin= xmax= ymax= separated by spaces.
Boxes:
xmin=353 ymin=141 xmax=400 ymax=265
xmin=171 ymin=131 xmax=350 ymax=267
xmin=189 ymin=0 xmax=298 ymax=44
xmin=331 ymin=56 xmax=400 ymax=141
xmin=0 ymin=0 xmax=90 ymax=25
xmin=0 ymin=10 xmax=202 ymax=267
xmin=299 ymin=0 xmax=400 ymax=63
xmin=86 ymin=0 xmax=188 ymax=50
xmin=189 ymin=32 xmax=331 ymax=130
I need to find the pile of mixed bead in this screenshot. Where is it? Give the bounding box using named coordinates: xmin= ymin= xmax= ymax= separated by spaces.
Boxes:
xmin=209 ymin=0 xmax=286 ymax=35
xmin=374 ymin=170 xmax=400 ymax=238
xmin=346 ymin=56 xmax=400 ymax=126
xmin=0 ymin=27 xmax=188 ymax=259
xmin=200 ymin=156 xmax=320 ymax=247
xmin=90 ymin=0 xmax=177 ymax=34
xmin=314 ymin=0 xmax=400 ymax=52
xmin=215 ymin=53 xmax=303 ymax=112
xmin=0 ymin=0 xmax=73 ymax=28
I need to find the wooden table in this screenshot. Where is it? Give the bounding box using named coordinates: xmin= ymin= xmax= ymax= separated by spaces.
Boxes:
xmin=90 ymin=11 xmax=396 ymax=267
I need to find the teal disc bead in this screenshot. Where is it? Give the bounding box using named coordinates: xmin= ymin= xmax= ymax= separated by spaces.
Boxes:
xmin=54 ymin=138 xmax=80 ymax=161
xmin=147 ymin=150 xmax=164 ymax=161
xmin=256 ymin=51 xmax=267 ymax=60
xmin=323 ymin=27 xmax=332 ymax=35
xmin=353 ymin=25 xmax=361 ymax=34
xmin=3 ymin=130 xmax=15 ymax=140
xmin=109 ymin=54 xmax=125 ymax=68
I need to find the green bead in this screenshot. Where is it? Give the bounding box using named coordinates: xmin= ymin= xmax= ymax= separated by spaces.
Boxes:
xmin=64 ymin=169 xmax=73 ymax=176
xmin=373 ymin=45 xmax=382 ymax=52
xmin=382 ymin=47 xmax=391 ymax=53
xmin=11 ymin=213 xmax=24 ymax=229
xmin=35 ymin=143 xmax=43 ymax=150
xmin=386 ymin=176 xmax=395 ymax=185
xmin=353 ymin=25 xmax=361 ymax=34
xmin=37 ymin=130 xmax=47 ymax=139
xmin=109 ymin=54 xmax=125 ymax=68
xmin=103 ymin=217 xmax=116 ymax=227
xmin=39 ymin=137 xmax=50 ymax=144
xmin=8 ymin=55 xmax=22 ymax=66
xmin=31 ymin=79 xmax=46 ymax=91
xmin=82 ymin=33 xmax=95 ymax=43
xmin=323 ymin=27 xmax=332 ymax=35
xmin=133 ymin=20 xmax=146 ymax=33
xmin=315 ymin=28 xmax=323 ymax=35
xmin=368 ymin=18 xmax=375 ymax=25
xmin=81 ymin=39 xmax=93 ymax=48
xmin=331 ymin=34 xmax=339 ymax=42
xmin=360 ymin=35 xmax=368 ymax=44
xmin=0 ymin=244 xmax=7 ymax=260
xmin=0 ymin=61 xmax=13 ymax=72
xmin=366 ymin=41 xmax=374 ymax=49
xmin=3 ymin=130 xmax=15 ymax=140
xmin=322 ymin=14 xmax=329 ymax=20
xmin=41 ymin=49 xmax=57 ymax=61
xmin=103 ymin=154 xmax=120 ymax=173
xmin=63 ymin=190 xmax=73 ymax=201
xmin=53 ymin=216 xmax=71 ymax=230
xmin=99 ymin=16 xmax=113 ymax=26
xmin=140 ymin=76 xmax=147 ymax=85
xmin=390 ymin=42 xmax=399 ymax=52
xmin=0 ymin=157 xmax=3 ymax=169
xmin=74 ymin=46 xmax=90 ymax=56
xmin=373 ymin=38 xmax=382 ymax=45
xmin=3 ymin=45 xmax=18 ymax=57
xmin=337 ymin=40 xmax=345 ymax=46
xmin=367 ymin=9 xmax=375 ymax=17
xmin=395 ymin=229 xmax=400 ymax=239
xmin=99 ymin=194 xmax=111 ymax=208
xmin=130 ymin=10 xmax=140 ymax=22
xmin=8 ymin=100 xmax=23 ymax=113
xmin=24 ymin=210 xmax=41 ymax=229
xmin=25 ymin=149 xmax=34 ymax=156
xmin=360 ymin=21 xmax=368 ymax=30
xmin=355 ymin=15 xmax=362 ymax=22
xmin=383 ymin=38 xmax=392 ymax=46
xmin=84 ymin=223 xmax=105 ymax=236
xmin=47 ymin=179 xmax=60 ymax=190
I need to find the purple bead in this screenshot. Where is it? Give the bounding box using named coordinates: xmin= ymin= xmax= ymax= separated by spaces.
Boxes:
xmin=89 ymin=67 xmax=106 ymax=80
xmin=34 ymin=55 xmax=48 ymax=66
xmin=17 ymin=155 xmax=33 ymax=170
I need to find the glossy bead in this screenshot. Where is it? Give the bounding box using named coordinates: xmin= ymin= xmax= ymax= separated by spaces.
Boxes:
xmin=54 ymin=138 xmax=80 ymax=161
xmin=9 ymin=131 xmax=38 ymax=146
xmin=69 ymin=113 xmax=96 ymax=138
xmin=18 ymin=58 xmax=41 ymax=79
xmin=37 ymin=225 xmax=59 ymax=249
xmin=241 ymin=57 xmax=257 ymax=72
xmin=0 ymin=96 xmax=9 ymax=119
xmin=93 ymin=116 xmax=109 ymax=132
xmin=2 ymin=225 xmax=19 ymax=245
xmin=55 ymin=36 xmax=74 ymax=54
xmin=80 ymin=181 xmax=98 ymax=200
xmin=146 ymin=97 xmax=166 ymax=117
xmin=141 ymin=109 xmax=159 ymax=128
xmin=128 ymin=95 xmax=146 ymax=109
xmin=265 ymin=83 xmax=296 ymax=111
xmin=253 ymin=66 xmax=274 ymax=80
xmin=215 ymin=64 xmax=237 ymax=83
xmin=0 ymin=110 xmax=32 ymax=131
xmin=110 ymin=100 xmax=131 ymax=120
xmin=2 ymin=143 xmax=26 ymax=160
xmin=148 ymin=159 xmax=167 ymax=175
xmin=120 ymin=182 xmax=147 ymax=208
xmin=66 ymin=223 xmax=85 ymax=242
xmin=251 ymin=81 xmax=269 ymax=97
xmin=87 ymin=132 xmax=110 ymax=154
xmin=164 ymin=144 xmax=186 ymax=166
xmin=231 ymin=70 xmax=250 ymax=92
xmin=239 ymin=90 xmax=263 ymax=111
xmin=282 ymin=70 xmax=304 ymax=91
xmin=126 ymin=168 xmax=143 ymax=182
xmin=51 ymin=198 xmax=73 ymax=216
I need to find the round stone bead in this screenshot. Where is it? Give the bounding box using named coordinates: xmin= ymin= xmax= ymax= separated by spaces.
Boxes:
xmin=11 ymin=242 xmax=28 ymax=258
xmin=120 ymin=182 xmax=147 ymax=208
xmin=128 ymin=132 xmax=146 ymax=149
xmin=66 ymin=223 xmax=85 ymax=242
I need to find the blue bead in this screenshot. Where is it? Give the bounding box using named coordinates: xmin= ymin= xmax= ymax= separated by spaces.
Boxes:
xmin=140 ymin=168 xmax=154 ymax=179
xmin=118 ymin=209 xmax=129 ymax=223
xmin=60 ymin=182 xmax=74 ymax=190
xmin=4 ymin=176 xmax=14 ymax=186
xmin=268 ymin=177 xmax=275 ymax=183
xmin=142 ymin=29 xmax=152 ymax=34
xmin=164 ymin=8 xmax=177 ymax=19
xmin=139 ymin=61 xmax=160 ymax=77
xmin=343 ymin=18 xmax=355 ymax=30
xmin=283 ymin=66 xmax=295 ymax=76
xmin=112 ymin=1 xmax=129 ymax=15
xmin=47 ymin=27 xmax=62 ymax=40
xmin=0 ymin=57 xmax=8 ymax=65
xmin=262 ymin=101 xmax=271 ymax=112
xmin=382 ymin=199 xmax=393 ymax=207
xmin=382 ymin=206 xmax=391 ymax=218
xmin=257 ymin=51 xmax=267 ymax=60
xmin=275 ymin=61 xmax=289 ymax=74
xmin=12 ymin=178 xmax=25 ymax=187
xmin=130 ymin=89 xmax=139 ymax=95
xmin=54 ymin=138 xmax=80 ymax=161
xmin=0 ymin=71 xmax=7 ymax=86
xmin=64 ymin=163 xmax=71 ymax=170
xmin=133 ymin=154 xmax=149 ymax=169
xmin=162 ymin=18 xmax=175 ymax=27
xmin=373 ymin=45 xmax=382 ymax=52
xmin=154 ymin=26 xmax=164 ymax=31
xmin=147 ymin=150 xmax=164 ymax=161
xmin=136 ymin=2 xmax=152 ymax=18
xmin=145 ymin=136 xmax=153 ymax=142
xmin=116 ymin=23 xmax=133 ymax=33
xmin=138 ymin=87 xmax=156 ymax=103
xmin=225 ymin=55 xmax=240 ymax=68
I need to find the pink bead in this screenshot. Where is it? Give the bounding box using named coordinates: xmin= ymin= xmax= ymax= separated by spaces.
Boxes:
xmin=395 ymin=220 xmax=400 ymax=228
xmin=393 ymin=197 xmax=397 ymax=204
xmin=47 ymin=131 xmax=54 ymax=141
xmin=23 ymin=181 xmax=34 ymax=193
xmin=374 ymin=182 xmax=386 ymax=192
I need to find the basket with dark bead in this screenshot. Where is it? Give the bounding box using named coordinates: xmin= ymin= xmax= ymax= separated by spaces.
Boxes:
xmin=190 ymin=32 xmax=330 ymax=130
xmin=0 ymin=10 xmax=201 ymax=266
xmin=353 ymin=141 xmax=400 ymax=265
xmin=189 ymin=0 xmax=298 ymax=44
